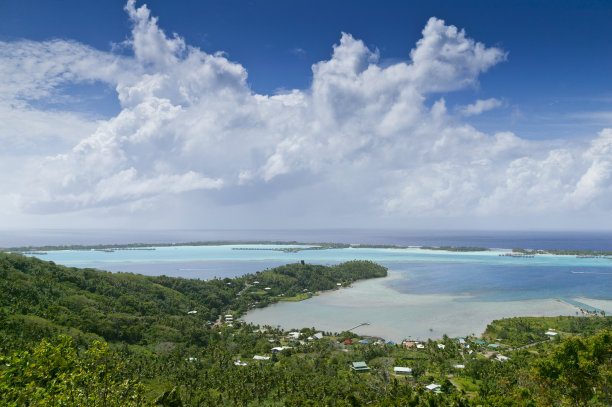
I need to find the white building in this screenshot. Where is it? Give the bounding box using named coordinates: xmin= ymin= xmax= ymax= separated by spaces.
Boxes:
xmin=393 ymin=367 xmax=412 ymax=375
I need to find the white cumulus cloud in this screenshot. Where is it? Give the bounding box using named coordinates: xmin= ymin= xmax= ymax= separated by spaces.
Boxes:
xmin=459 ymin=98 xmax=503 ymax=116
xmin=0 ymin=1 xmax=611 ymax=229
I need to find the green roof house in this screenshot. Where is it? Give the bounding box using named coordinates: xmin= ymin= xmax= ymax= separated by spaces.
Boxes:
xmin=351 ymin=361 xmax=371 ymax=372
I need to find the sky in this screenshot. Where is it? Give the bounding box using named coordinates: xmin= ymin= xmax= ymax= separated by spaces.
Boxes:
xmin=1 ymin=0 xmax=612 ymax=231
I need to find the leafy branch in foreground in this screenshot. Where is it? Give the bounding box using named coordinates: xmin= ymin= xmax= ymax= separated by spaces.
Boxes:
xmin=0 ymin=335 xmax=145 ymax=407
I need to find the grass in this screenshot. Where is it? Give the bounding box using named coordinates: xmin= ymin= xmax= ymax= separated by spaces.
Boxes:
xmin=452 ymin=376 xmax=481 ymax=393
xmin=272 ymin=293 xmax=312 ymax=302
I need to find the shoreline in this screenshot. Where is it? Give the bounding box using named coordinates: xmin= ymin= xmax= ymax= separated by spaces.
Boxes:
xmin=5 ymin=242 xmax=611 ymax=341
xmin=243 ymin=269 xmax=612 ymax=342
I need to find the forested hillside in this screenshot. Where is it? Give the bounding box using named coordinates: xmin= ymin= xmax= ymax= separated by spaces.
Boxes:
xmin=1 ymin=252 xmax=610 ymax=406
xmin=0 ymin=252 xmax=385 ymax=346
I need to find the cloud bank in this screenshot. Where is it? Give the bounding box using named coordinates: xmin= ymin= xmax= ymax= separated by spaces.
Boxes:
xmin=1 ymin=0 xmax=610 ymax=229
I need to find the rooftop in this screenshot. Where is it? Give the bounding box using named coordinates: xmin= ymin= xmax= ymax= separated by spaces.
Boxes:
xmin=351 ymin=361 xmax=371 ymax=372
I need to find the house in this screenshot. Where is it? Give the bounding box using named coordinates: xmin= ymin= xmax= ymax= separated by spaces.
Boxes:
xmin=187 ymin=310 xmax=197 ymax=315
xmin=403 ymin=341 xmax=415 ymax=349
xmin=287 ymin=331 xmax=300 ymax=339
xmin=234 ymin=360 xmax=247 ymax=366
xmin=545 ymin=331 xmax=558 ymax=337
xmin=455 ymin=337 xmax=466 ymax=345
xmin=343 ymin=338 xmax=353 ymax=344
xmin=271 ymin=346 xmax=291 ymax=353
xmin=359 ymin=339 xmax=372 ymax=344
xmin=253 ymin=355 xmax=270 ymax=360
xmin=416 ymin=344 xmax=425 ymax=349
xmin=454 ymin=364 xmax=465 ymax=369
xmin=393 ymin=367 xmax=412 ymax=375
xmin=313 ymin=333 xmax=323 ymax=340
xmin=475 ymin=340 xmax=487 ymax=345
xmin=437 ymin=344 xmax=446 ymax=349
xmin=386 ymin=340 xmax=395 ymax=345
xmin=425 ymin=383 xmax=441 ymax=391
xmin=495 ymin=355 xmax=510 ymax=362
xmin=350 ymin=361 xmax=371 ymax=372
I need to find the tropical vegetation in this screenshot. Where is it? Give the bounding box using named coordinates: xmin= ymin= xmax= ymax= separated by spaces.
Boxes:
xmin=1 ymin=251 xmax=610 ymax=406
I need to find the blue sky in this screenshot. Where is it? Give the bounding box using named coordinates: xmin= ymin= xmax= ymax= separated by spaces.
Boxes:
xmin=3 ymin=0 xmax=611 ymax=139
xmin=1 ymin=0 xmax=611 ymax=230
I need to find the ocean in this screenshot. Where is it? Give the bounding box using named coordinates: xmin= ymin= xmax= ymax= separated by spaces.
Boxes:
xmin=4 ymin=229 xmax=612 ymax=341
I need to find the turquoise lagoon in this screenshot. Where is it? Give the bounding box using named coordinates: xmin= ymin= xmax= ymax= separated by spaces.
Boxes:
xmin=25 ymin=245 xmax=612 ymax=341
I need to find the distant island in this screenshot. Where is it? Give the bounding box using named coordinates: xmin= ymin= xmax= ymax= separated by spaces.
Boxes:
xmin=8 ymin=238 xmax=612 ymax=258
xmin=512 ymin=247 xmax=612 ymax=257
xmin=0 ymin=241 xmax=497 ymax=254
xmin=3 ymin=240 xmax=350 ymax=253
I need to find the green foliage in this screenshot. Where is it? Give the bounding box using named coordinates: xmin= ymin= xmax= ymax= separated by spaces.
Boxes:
xmin=484 ymin=315 xmax=612 ymax=347
xmin=1 ymin=252 xmax=611 ymax=406
xmin=246 ymin=260 xmax=387 ymax=298
xmin=531 ymin=331 xmax=612 ymax=406
xmin=0 ymin=335 xmax=145 ymax=406
xmin=0 ymin=252 xmax=386 ymax=349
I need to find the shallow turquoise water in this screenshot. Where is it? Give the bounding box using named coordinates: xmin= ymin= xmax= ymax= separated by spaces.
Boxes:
xmin=27 ymin=245 xmax=612 ymax=267
xmin=22 ymin=245 xmax=612 ymax=340
xmin=24 ymin=245 xmax=612 ymax=301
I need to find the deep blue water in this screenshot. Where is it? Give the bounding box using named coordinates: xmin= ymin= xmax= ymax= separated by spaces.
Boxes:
xmin=385 ymin=261 xmax=612 ymax=301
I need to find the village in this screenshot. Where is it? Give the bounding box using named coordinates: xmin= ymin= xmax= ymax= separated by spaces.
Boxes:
xmin=193 ymin=312 xmax=563 ymax=396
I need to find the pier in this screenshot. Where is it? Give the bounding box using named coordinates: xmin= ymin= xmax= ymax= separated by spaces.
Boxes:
xmin=557 ymin=297 xmax=604 ymax=314
xmin=347 ymin=322 xmax=370 ymax=331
